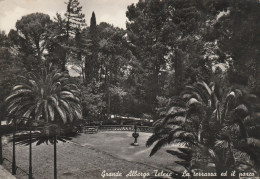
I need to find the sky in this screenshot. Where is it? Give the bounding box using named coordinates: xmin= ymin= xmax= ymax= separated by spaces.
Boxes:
xmin=0 ymin=0 xmax=138 ymax=33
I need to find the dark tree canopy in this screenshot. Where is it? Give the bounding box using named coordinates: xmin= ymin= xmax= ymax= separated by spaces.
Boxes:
xmin=15 ymin=13 xmax=52 ymax=59
xmin=90 ymin=11 xmax=96 ymax=31
xmin=84 ymin=11 xmax=99 ymax=83
xmin=8 ymin=13 xmax=52 ymax=71
xmin=215 ymin=0 xmax=260 ymax=92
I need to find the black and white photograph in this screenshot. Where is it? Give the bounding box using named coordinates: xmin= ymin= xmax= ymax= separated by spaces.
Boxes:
xmin=0 ymin=0 xmax=259 ymax=178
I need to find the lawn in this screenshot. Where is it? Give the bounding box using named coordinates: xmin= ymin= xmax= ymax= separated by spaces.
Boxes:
xmin=2 ymin=131 xmax=183 ymax=179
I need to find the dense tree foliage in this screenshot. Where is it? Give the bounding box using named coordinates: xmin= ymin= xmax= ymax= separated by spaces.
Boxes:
xmin=46 ymin=13 xmax=68 ymax=71
xmin=125 ymin=0 xmax=221 ymax=117
xmin=148 ymin=80 xmax=260 ymax=176
xmin=126 ymin=0 xmax=168 ymax=116
xmin=8 ymin=13 xmax=52 ymax=71
xmin=2 ymin=0 xmax=258 ymax=122
xmin=214 ymin=0 xmax=260 ymax=93
xmin=85 ymin=11 xmax=99 ymax=83
xmin=0 ymin=31 xmax=25 ymax=118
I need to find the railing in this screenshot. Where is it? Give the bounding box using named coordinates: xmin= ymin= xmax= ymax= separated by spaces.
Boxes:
xmin=82 ymin=125 xmax=154 ymax=133
xmin=99 ymin=125 xmax=133 ymax=131
xmin=1 ymin=124 xmax=154 ymax=134
xmin=138 ymin=126 xmax=154 ymax=133
xmin=84 ymin=127 xmax=98 ymax=134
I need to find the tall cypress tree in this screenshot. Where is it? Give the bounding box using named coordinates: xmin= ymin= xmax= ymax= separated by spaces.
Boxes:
xmin=90 ymin=11 xmax=96 ymax=33
xmin=85 ymin=11 xmax=99 ymax=83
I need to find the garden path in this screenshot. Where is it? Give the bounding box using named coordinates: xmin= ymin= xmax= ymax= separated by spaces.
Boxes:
xmin=0 ymin=165 xmax=16 ymax=179
xmin=2 ymin=131 xmax=183 ymax=179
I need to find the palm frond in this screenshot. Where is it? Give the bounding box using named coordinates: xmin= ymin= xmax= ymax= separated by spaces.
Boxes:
xmin=197 ymin=81 xmax=212 ymax=96
xmin=166 ymin=149 xmax=192 ymax=161
xmin=59 ymin=99 xmax=73 ymax=122
xmin=55 ymin=105 xmax=67 ymax=123
xmin=47 ymin=105 xmax=55 ymax=121
xmin=35 ymin=102 xmax=44 ymax=120
xmin=5 ymin=89 xmax=32 ymax=102
xmin=146 ymin=134 xmax=160 ymax=147
xmin=12 ymin=84 xmax=30 ymax=91
xmin=49 ymin=95 xmax=59 ymax=106
xmin=22 ymin=105 xmax=36 ymax=118
xmin=149 ymin=137 xmax=168 ymax=157
xmin=215 ymin=140 xmax=229 ymax=149
xmin=167 ymin=126 xmax=184 ymax=143
xmin=186 ymin=98 xmax=201 ymax=108
xmin=178 ymin=148 xmax=192 ymax=155
xmin=175 ymin=160 xmax=190 ymax=169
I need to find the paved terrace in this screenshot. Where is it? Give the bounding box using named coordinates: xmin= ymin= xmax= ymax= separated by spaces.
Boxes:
xmin=0 ymin=165 xmax=16 ymax=179
xmin=2 ymin=131 xmax=184 ymax=179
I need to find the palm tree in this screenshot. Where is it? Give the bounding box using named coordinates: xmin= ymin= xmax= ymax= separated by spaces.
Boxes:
xmin=147 ymin=81 xmax=260 ymax=177
xmin=5 ymin=67 xmax=82 ymax=179
xmin=0 ymin=120 xmax=2 ymax=165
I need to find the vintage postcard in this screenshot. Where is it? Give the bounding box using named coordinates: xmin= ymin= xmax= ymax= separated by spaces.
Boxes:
xmin=0 ymin=0 xmax=259 ymax=178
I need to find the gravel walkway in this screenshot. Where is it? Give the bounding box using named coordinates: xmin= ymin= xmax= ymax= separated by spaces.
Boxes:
xmin=2 ymin=132 xmax=181 ymax=179
xmin=0 ymin=165 xmax=16 ymax=179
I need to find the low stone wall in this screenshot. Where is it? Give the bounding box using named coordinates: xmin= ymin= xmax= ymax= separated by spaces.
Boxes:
xmin=83 ymin=125 xmax=154 ymax=133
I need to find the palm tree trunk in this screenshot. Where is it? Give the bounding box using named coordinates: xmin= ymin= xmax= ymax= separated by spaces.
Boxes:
xmin=82 ymin=64 xmax=85 ymax=84
xmin=0 ymin=120 xmax=3 ymax=164
xmin=12 ymin=120 xmax=16 ymax=175
xmin=174 ymin=49 xmax=184 ymax=94
xmin=62 ymin=59 xmax=66 ymax=72
xmin=29 ymin=126 xmax=33 ymax=179
xmin=54 ymin=133 xmax=57 ymax=179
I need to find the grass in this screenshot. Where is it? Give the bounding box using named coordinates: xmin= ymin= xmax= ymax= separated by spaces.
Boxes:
xmin=2 ymin=131 xmax=183 ymax=179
